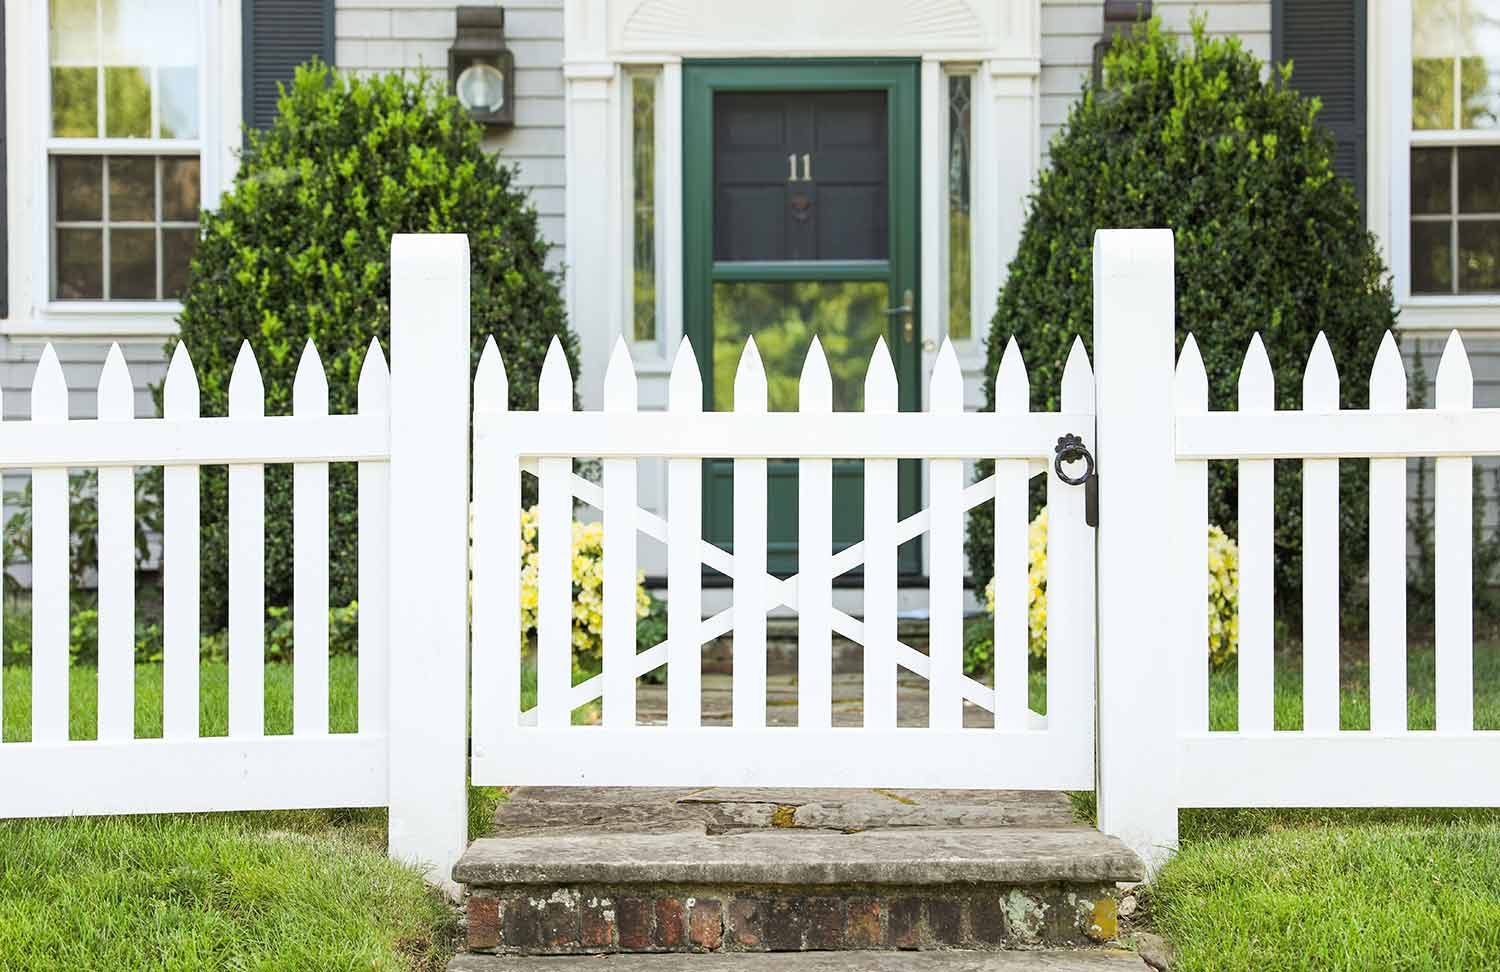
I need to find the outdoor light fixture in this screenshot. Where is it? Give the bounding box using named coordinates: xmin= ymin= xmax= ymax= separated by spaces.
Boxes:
xmin=1092 ymin=0 xmax=1152 ymax=88
xmin=450 ymin=6 xmax=516 ymax=127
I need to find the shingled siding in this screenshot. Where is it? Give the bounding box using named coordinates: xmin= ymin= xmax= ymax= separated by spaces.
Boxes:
xmin=1040 ymin=0 xmax=1271 ymax=163
xmin=334 ymin=0 xmax=566 ymax=271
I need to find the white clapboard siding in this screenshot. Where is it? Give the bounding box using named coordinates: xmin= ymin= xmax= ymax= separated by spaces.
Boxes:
xmin=1236 ymin=334 xmax=1275 ymax=734
xmin=471 ymin=336 xmax=516 ymax=760
xmin=537 ymin=338 xmax=575 ymax=729
xmin=602 ymin=339 xmax=639 ymax=728
xmin=798 ymin=337 xmax=834 ymax=730
xmin=96 ymin=345 xmax=136 ymax=742
xmin=733 ymin=339 xmax=769 ymax=729
xmin=293 ymin=342 xmax=331 ymax=736
xmin=1435 ymin=331 xmax=1474 ymax=733
xmin=357 ymin=340 xmax=391 ymax=736
xmin=1368 ymin=332 xmax=1407 ymax=734
xmin=1173 ymin=336 xmax=1209 ymax=734
xmin=992 ymin=338 xmax=1030 ymax=732
xmin=1046 ymin=338 xmax=1095 ymax=745
xmin=228 ymin=342 xmax=266 ymax=738
xmin=163 ymin=344 xmax=201 ymax=740
xmin=1301 ymin=334 xmax=1340 ymax=733
xmin=30 ymin=346 xmax=70 ymax=744
xmin=929 ymin=341 xmax=965 ymax=730
xmin=667 ymin=340 xmax=703 ymax=729
xmin=861 ymin=339 xmax=899 ymax=729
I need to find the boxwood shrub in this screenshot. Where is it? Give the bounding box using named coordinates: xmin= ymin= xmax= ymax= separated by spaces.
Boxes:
xmin=966 ymin=20 xmax=1396 ymax=625
xmin=166 ymin=63 xmax=578 ymax=631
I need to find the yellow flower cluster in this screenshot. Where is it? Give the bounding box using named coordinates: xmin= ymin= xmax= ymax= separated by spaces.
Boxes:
xmin=517 ymin=507 xmax=652 ymax=665
xmin=985 ymin=507 xmax=1239 ymax=666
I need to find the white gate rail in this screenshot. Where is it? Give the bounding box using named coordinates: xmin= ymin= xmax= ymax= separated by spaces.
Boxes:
xmin=469 ymin=329 xmax=1098 ymax=790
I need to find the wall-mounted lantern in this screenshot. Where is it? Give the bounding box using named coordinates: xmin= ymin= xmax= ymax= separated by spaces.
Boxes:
xmin=1092 ymin=0 xmax=1152 ymax=88
xmin=450 ymin=6 xmax=516 ymax=128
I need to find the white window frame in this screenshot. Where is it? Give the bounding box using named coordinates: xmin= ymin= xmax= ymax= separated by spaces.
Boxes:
xmin=1387 ymin=0 xmax=1500 ymax=320
xmin=6 ymin=0 xmax=239 ymax=336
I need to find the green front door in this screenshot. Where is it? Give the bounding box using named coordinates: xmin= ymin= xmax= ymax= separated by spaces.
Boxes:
xmin=684 ymin=60 xmax=922 ymax=576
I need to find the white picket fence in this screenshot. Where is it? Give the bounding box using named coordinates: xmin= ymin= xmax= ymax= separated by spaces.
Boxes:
xmin=3 ymin=231 xmax=1499 ymax=887
xmin=468 ymin=330 xmax=1097 ymax=789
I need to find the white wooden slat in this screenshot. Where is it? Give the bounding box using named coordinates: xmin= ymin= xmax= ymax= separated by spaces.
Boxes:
xmin=30 ymin=346 xmax=70 ymax=744
xmin=465 ymin=411 xmax=1081 ymax=462
xmin=1435 ymin=331 xmax=1474 ymax=733
xmin=293 ymin=342 xmax=331 ymax=736
xmin=357 ymin=340 xmax=391 ymax=736
xmin=862 ymin=338 xmax=899 ymax=728
xmin=1237 ymin=334 xmax=1275 ymax=733
xmin=228 ymin=342 xmax=265 ymax=738
xmin=602 ymin=339 xmax=639 ymax=728
xmin=992 ymin=337 xmax=1030 ymax=731
xmin=1176 ymin=410 xmax=1500 ymax=460
xmin=0 ymin=414 xmax=387 ymax=468
xmin=1047 ymin=338 xmax=1095 ymax=746
xmin=471 ymin=337 xmax=515 ymax=758
xmin=798 ymin=337 xmax=834 ymax=729
xmin=96 ymin=345 xmax=136 ymax=742
xmin=667 ymin=339 xmax=703 ymax=728
xmin=929 ymin=340 xmax=965 ymax=730
xmin=732 ymin=339 xmax=769 ymax=729
xmin=537 ymin=338 xmax=575 ymax=729
xmin=1302 ymin=333 xmax=1340 ymax=732
xmin=1368 ymin=332 xmax=1408 ymax=734
xmin=162 ymin=343 xmax=200 ymax=740
xmin=1173 ymin=336 xmax=1210 ymax=733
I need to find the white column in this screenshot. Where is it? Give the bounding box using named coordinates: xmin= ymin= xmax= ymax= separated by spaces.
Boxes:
xmin=387 ymin=234 xmax=471 ymax=896
xmin=1094 ymin=229 xmax=1179 ymax=873
xmin=981 ymin=58 xmax=1040 ymax=300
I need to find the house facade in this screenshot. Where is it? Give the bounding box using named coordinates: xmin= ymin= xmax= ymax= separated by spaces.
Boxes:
xmin=0 ymin=0 xmax=1492 ymax=589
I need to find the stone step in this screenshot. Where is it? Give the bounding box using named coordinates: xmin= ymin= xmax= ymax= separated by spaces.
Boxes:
xmin=454 ymin=788 xmax=1143 ymax=957
xmin=702 ymin=617 xmax=932 ymax=675
xmin=450 ymin=948 xmax=1150 ymax=971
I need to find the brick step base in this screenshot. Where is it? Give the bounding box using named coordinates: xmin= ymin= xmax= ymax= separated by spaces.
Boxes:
xmin=450 ymin=947 xmax=1151 ymax=971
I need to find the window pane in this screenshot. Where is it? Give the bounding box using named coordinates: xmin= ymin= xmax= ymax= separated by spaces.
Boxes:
xmin=947 ymin=74 xmax=973 ymax=341
xmin=1412 ymin=148 xmax=1453 ymax=214
xmin=104 ymin=66 xmax=151 ymax=138
xmin=159 ymin=66 xmax=199 ymax=139
xmin=1412 ymin=222 xmax=1455 ymax=293
xmin=1458 ymin=220 xmax=1500 ymax=291
xmin=1460 ymin=0 xmax=1500 ymax=128
xmin=631 ymin=74 xmax=657 ymax=342
xmin=51 ymin=67 xmax=99 ymax=137
xmin=162 ymin=157 xmax=200 ymax=220
xmin=162 ymin=228 xmax=198 ymax=298
xmin=101 ymin=0 xmax=198 ymax=67
xmin=1459 ymin=146 xmax=1500 ymax=211
xmin=1414 ymin=59 xmax=1457 ymax=129
xmin=109 ymin=228 xmax=157 ymax=299
xmin=109 ymin=156 xmax=155 ymax=221
xmin=49 ymin=0 xmax=97 ymax=63
xmin=56 ymin=228 xmax=103 ymax=299
xmin=55 ymin=156 xmax=103 ymax=221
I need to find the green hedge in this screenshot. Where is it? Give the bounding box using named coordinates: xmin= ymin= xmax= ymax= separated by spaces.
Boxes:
xmin=165 ymin=64 xmax=579 ymax=630
xmin=966 ymin=20 xmax=1396 ymax=623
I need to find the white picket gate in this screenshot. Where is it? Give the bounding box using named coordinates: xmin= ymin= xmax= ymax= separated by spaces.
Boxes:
xmin=467 ymin=329 xmax=1098 ymax=789
xmin=4 ymin=230 xmax=1500 ymax=887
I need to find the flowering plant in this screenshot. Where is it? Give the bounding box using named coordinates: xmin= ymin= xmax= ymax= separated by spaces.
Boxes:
xmin=985 ymin=508 xmax=1239 ymax=667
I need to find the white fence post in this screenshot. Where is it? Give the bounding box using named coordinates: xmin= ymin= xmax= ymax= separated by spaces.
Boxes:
xmin=388 ymin=234 xmax=471 ymax=895
xmin=1094 ymin=229 xmax=1179 ymax=871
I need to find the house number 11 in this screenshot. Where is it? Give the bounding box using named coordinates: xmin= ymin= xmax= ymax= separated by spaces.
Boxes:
xmin=786 ymin=153 xmax=813 ymax=182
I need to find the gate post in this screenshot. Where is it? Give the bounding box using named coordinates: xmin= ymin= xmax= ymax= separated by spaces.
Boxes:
xmin=1093 ymin=229 xmax=1179 ymax=872
xmin=387 ymin=234 xmax=471 ymax=895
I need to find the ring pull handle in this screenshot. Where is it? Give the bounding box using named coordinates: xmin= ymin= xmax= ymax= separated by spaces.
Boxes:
xmin=1053 ymin=433 xmax=1098 ymax=527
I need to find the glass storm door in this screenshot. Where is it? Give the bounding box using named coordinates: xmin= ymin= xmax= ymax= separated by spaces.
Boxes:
xmin=683 ymin=61 xmax=921 ymax=576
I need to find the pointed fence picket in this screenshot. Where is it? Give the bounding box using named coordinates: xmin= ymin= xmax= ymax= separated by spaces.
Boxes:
xmin=229 ymin=342 xmax=266 ymax=738
xmin=1435 ymin=333 xmax=1474 ymax=734
xmin=96 ymin=346 xmax=135 ymax=743
xmin=1368 ymin=333 xmax=1407 ymax=734
xmin=1236 ymin=335 xmax=1275 ymax=734
xmin=1302 ymin=334 xmax=1340 ymax=733
xmin=991 ymin=338 xmax=1030 ymax=732
xmin=293 ymin=343 xmax=331 ymax=736
xmin=470 ymin=328 xmax=1098 ymax=789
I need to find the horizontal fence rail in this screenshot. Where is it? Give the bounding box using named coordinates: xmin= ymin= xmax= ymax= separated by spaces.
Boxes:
xmin=0 ymin=339 xmax=393 ymax=819
xmin=469 ymin=331 xmax=1098 ymax=790
xmin=1172 ymin=328 xmax=1500 ymax=809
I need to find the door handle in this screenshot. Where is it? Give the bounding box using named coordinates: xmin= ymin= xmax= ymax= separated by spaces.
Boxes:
xmin=884 ymin=289 xmax=915 ymax=342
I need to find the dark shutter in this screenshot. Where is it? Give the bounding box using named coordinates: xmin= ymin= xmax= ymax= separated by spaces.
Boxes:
xmin=242 ymin=0 xmax=335 ymax=132
xmin=1273 ymin=0 xmax=1367 ymax=206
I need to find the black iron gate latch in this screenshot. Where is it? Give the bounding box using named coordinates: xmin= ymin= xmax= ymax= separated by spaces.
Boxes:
xmin=1053 ymin=434 xmax=1098 ymax=528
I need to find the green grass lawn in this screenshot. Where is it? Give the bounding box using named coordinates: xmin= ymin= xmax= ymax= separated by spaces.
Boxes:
xmin=0 ymin=658 xmax=502 ymax=972
xmin=1140 ymin=641 xmax=1500 ymax=972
